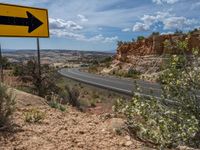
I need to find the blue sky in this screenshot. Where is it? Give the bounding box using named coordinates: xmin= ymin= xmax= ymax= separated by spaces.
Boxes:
xmin=0 ymin=0 xmax=200 ymax=51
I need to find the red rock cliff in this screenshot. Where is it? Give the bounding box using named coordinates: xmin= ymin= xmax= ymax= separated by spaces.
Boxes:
xmin=116 ymin=32 xmax=200 ymax=62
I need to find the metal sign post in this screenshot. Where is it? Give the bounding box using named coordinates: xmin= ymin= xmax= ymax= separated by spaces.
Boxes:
xmin=36 ymin=38 xmax=42 ymax=96
xmin=0 ymin=44 xmax=3 ymax=83
xmin=37 ymin=38 xmax=41 ymax=78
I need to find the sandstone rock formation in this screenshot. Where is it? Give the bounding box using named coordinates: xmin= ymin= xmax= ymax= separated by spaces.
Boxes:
xmin=102 ymin=30 xmax=200 ymax=78
xmin=115 ymin=32 xmax=200 ymax=63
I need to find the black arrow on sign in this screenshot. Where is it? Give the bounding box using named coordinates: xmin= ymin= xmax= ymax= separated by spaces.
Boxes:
xmin=0 ymin=11 xmax=43 ymax=33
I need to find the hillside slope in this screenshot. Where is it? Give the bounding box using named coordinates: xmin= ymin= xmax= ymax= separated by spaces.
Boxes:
xmin=0 ymin=89 xmax=147 ymax=150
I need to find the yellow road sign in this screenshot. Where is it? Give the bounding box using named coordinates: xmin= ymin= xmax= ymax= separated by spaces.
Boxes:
xmin=0 ymin=3 xmax=49 ymax=37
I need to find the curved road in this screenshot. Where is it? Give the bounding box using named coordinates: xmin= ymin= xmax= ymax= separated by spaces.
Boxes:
xmin=58 ymin=68 xmax=162 ymax=98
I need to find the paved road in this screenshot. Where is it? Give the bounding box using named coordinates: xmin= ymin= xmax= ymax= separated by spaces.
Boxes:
xmin=58 ymin=68 xmax=162 ymax=98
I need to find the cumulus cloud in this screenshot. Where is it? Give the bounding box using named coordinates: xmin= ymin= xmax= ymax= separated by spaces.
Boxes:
xmin=50 ymin=30 xmax=85 ymax=40
xmin=163 ymin=17 xmax=198 ymax=30
xmin=50 ymin=29 xmax=118 ymax=43
xmin=49 ymin=17 xmax=118 ymax=43
xmin=89 ymin=35 xmax=118 ymax=43
xmin=152 ymin=0 xmax=179 ymax=4
xmin=132 ymin=11 xmax=199 ymax=32
xmin=49 ymin=18 xmax=83 ymax=31
xmin=77 ymin=14 xmax=88 ymax=22
xmin=122 ymin=28 xmax=131 ymax=32
xmin=161 ymin=31 xmax=174 ymax=35
xmin=133 ymin=22 xmax=150 ymax=32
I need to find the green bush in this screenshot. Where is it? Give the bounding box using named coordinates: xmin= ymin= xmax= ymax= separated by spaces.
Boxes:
xmin=47 ymin=93 xmax=67 ymax=112
xmin=114 ymin=40 xmax=200 ymax=148
xmin=0 ymin=84 xmax=15 ymax=127
xmin=13 ymin=59 xmax=61 ymax=98
xmin=0 ymin=57 xmax=11 ymax=69
xmin=125 ymin=68 xmax=141 ymax=78
xmin=65 ymin=86 xmax=80 ymax=108
xmin=49 ymin=100 xmax=66 ymax=112
xmin=137 ymin=36 xmax=145 ymax=41
xmin=114 ymin=97 xmax=198 ymax=148
xmin=24 ymin=108 xmax=45 ymax=123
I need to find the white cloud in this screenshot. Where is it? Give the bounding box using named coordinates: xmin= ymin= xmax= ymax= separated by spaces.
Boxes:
xmin=49 ymin=18 xmax=83 ymax=30
xmin=49 ymin=17 xmax=118 ymax=43
xmin=152 ymin=0 xmax=179 ymax=4
xmin=132 ymin=11 xmax=199 ymax=32
xmin=133 ymin=22 xmax=150 ymax=32
xmin=77 ymin=14 xmax=88 ymax=22
xmin=50 ymin=30 xmax=118 ymax=43
xmin=163 ymin=17 xmax=197 ymax=30
xmin=84 ymin=34 xmax=118 ymax=43
xmin=122 ymin=28 xmax=131 ymax=32
xmin=50 ymin=30 xmax=85 ymax=39
xmin=161 ymin=31 xmax=174 ymax=35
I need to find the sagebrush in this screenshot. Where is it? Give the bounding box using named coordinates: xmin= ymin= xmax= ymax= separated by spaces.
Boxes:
xmin=114 ymin=40 xmax=200 ymax=148
xmin=0 ymin=84 xmax=15 ymax=127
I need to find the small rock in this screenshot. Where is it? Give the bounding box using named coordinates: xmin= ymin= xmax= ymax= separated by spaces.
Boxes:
xmin=177 ymin=146 xmax=196 ymax=150
xmin=101 ymin=129 xmax=106 ymax=132
xmin=125 ymin=141 xmax=133 ymax=147
xmin=77 ymin=142 xmax=85 ymax=148
xmin=106 ymin=118 xmax=125 ymax=132
xmin=125 ymin=135 xmax=131 ymax=140
xmin=119 ymin=141 xmax=125 ymax=146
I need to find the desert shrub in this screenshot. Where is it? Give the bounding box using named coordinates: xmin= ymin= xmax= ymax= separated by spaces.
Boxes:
xmin=0 ymin=84 xmax=15 ymax=127
xmin=47 ymin=93 xmax=66 ymax=112
xmin=112 ymin=68 xmax=141 ymax=79
xmin=117 ymin=41 xmax=124 ymax=47
xmin=137 ymin=36 xmax=145 ymax=41
xmin=151 ymin=32 xmax=160 ymax=36
xmin=64 ymin=86 xmax=80 ymax=108
xmin=24 ymin=108 xmax=45 ymax=123
xmin=125 ymin=68 xmax=141 ymax=78
xmin=114 ymin=40 xmax=200 ymax=148
xmin=114 ymin=96 xmax=198 ymax=148
xmin=48 ymin=100 xmax=66 ymax=112
xmin=1 ymin=57 xmax=11 ymax=69
xmin=14 ymin=59 xmax=61 ymax=98
xmin=88 ymin=65 xmax=98 ymax=73
xmin=13 ymin=62 xmax=25 ymax=76
xmin=174 ymin=29 xmax=183 ymax=35
xmin=92 ymin=91 xmax=100 ymax=99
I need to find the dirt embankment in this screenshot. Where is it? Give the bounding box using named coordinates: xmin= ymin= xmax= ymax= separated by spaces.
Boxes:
xmin=0 ymin=89 xmax=150 ymax=150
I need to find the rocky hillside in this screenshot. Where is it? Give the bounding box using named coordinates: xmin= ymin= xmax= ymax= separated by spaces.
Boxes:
xmin=116 ymin=31 xmax=200 ymax=62
xmin=102 ymin=30 xmax=200 ymax=78
xmin=0 ymin=89 xmax=150 ymax=150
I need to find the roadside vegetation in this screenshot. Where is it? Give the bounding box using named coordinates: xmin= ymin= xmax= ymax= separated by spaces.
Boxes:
xmin=112 ymin=67 xmax=141 ymax=79
xmin=0 ymin=84 xmax=15 ymax=128
xmin=24 ymin=108 xmax=45 ymax=123
xmin=88 ymin=56 xmax=113 ymax=73
xmin=114 ymin=40 xmax=200 ymax=149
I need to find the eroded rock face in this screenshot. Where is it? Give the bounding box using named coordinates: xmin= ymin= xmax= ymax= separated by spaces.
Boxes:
xmin=102 ymin=31 xmax=200 ymax=76
xmin=115 ymin=32 xmax=200 ymax=63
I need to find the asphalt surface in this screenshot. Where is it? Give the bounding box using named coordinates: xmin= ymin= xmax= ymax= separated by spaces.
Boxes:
xmin=58 ymin=68 xmax=162 ymax=98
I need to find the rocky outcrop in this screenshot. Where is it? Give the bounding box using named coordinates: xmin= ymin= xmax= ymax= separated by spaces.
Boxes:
xmin=102 ymin=30 xmax=200 ymax=78
xmin=116 ymin=32 xmax=200 ymax=63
